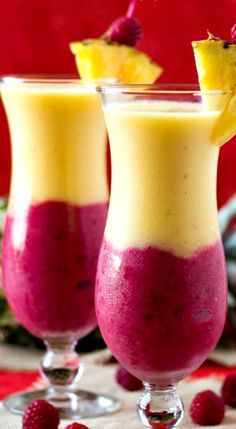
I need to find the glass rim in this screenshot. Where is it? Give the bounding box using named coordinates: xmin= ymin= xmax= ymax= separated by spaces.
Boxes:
xmin=97 ymin=83 xmax=231 ymax=96
xmin=0 ymin=74 xmax=118 ymax=86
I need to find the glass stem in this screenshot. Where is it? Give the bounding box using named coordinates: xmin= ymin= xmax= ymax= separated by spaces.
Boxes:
xmin=40 ymin=339 xmax=83 ymax=394
xmin=137 ymin=382 xmax=184 ymax=428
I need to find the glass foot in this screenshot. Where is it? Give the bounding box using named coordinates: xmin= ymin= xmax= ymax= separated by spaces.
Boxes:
xmin=3 ymin=387 xmax=120 ymax=419
xmin=137 ymin=383 xmax=184 ymax=429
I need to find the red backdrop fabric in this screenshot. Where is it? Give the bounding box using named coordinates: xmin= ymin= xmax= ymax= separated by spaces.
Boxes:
xmin=0 ymin=0 xmax=235 ymax=206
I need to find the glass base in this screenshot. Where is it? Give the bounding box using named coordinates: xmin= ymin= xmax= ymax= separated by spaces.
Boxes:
xmin=3 ymin=387 xmax=120 ymax=419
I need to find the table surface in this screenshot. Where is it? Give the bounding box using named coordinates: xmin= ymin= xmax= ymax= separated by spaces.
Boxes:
xmin=0 ymin=344 xmax=236 ymax=428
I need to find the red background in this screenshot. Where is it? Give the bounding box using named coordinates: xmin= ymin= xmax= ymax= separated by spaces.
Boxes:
xmin=0 ymin=0 xmax=235 ymax=206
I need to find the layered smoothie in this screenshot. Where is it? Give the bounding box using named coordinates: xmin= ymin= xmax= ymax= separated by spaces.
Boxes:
xmin=2 ymin=81 xmax=109 ymax=340
xmin=96 ymin=99 xmax=227 ymax=384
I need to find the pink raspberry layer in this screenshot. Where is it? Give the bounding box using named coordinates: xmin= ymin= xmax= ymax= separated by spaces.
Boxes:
xmin=96 ymin=239 xmax=227 ymax=384
xmin=2 ymin=200 xmax=108 ymax=340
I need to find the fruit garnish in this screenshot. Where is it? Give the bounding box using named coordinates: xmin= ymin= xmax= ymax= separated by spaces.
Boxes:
xmin=189 ymin=390 xmax=225 ymax=426
xmin=192 ymin=32 xmax=236 ymax=91
xmin=232 ymin=23 xmax=236 ymax=43
xmin=221 ymin=373 xmax=236 ymax=408
xmin=70 ymin=40 xmax=162 ymax=84
xmin=105 ymin=16 xmax=142 ymax=47
xmin=115 ymin=365 xmax=143 ymax=391
xmin=104 ymin=0 xmax=142 ymax=47
xmin=192 ymin=30 xmax=236 ymax=146
xmin=64 ymin=423 xmax=90 ymax=429
xmin=69 ymin=0 xmax=163 ymax=84
xmin=22 ymin=399 xmax=60 ymax=429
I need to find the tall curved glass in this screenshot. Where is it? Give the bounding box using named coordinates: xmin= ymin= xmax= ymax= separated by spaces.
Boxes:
xmin=1 ymin=76 xmax=119 ymax=418
xmin=96 ymin=84 xmax=229 ymax=428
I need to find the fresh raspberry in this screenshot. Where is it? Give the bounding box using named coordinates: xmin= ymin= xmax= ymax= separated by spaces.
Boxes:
xmin=64 ymin=423 xmax=89 ymax=429
xmin=221 ymin=373 xmax=236 ymax=407
xmin=22 ymin=399 xmax=60 ymax=429
xmin=231 ymin=23 xmax=236 ymax=43
xmin=115 ymin=365 xmax=143 ymax=391
xmin=106 ymin=16 xmax=142 ymax=46
xmin=189 ymin=390 xmax=225 ymax=426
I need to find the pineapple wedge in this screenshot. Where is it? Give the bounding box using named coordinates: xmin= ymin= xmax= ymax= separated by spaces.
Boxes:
xmin=192 ymin=36 xmax=236 ymax=146
xmin=70 ymin=39 xmax=163 ymax=84
xmin=192 ymin=38 xmax=236 ymax=91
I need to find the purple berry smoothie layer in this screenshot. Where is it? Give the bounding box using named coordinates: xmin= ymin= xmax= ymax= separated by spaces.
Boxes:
xmin=2 ymin=200 xmax=108 ymax=340
xmin=96 ymin=239 xmax=227 ymax=384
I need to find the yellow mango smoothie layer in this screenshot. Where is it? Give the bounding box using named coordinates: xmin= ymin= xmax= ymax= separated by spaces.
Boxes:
xmin=1 ymin=83 xmax=109 ymax=209
xmin=104 ymin=100 xmax=221 ymax=257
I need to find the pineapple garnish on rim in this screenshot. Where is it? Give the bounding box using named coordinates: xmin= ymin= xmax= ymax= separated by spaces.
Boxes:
xmin=192 ymin=30 xmax=236 ymax=146
xmin=70 ymin=39 xmax=162 ymax=84
xmin=69 ymin=0 xmax=163 ymax=84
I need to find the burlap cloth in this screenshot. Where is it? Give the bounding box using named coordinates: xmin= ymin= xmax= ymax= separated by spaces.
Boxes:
xmin=0 ymin=344 xmax=236 ymax=428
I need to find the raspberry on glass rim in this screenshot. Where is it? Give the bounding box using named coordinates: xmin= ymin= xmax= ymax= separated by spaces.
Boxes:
xmin=69 ymin=0 xmax=163 ymax=84
xmin=104 ymin=0 xmax=143 ymax=46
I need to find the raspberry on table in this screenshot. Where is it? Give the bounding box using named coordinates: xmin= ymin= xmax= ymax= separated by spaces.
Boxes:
xmin=115 ymin=365 xmax=143 ymax=391
xmin=221 ymin=373 xmax=236 ymax=408
xmin=189 ymin=390 xmax=225 ymax=426
xmin=22 ymin=399 xmax=60 ymax=429
xmin=64 ymin=423 xmax=90 ymax=429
